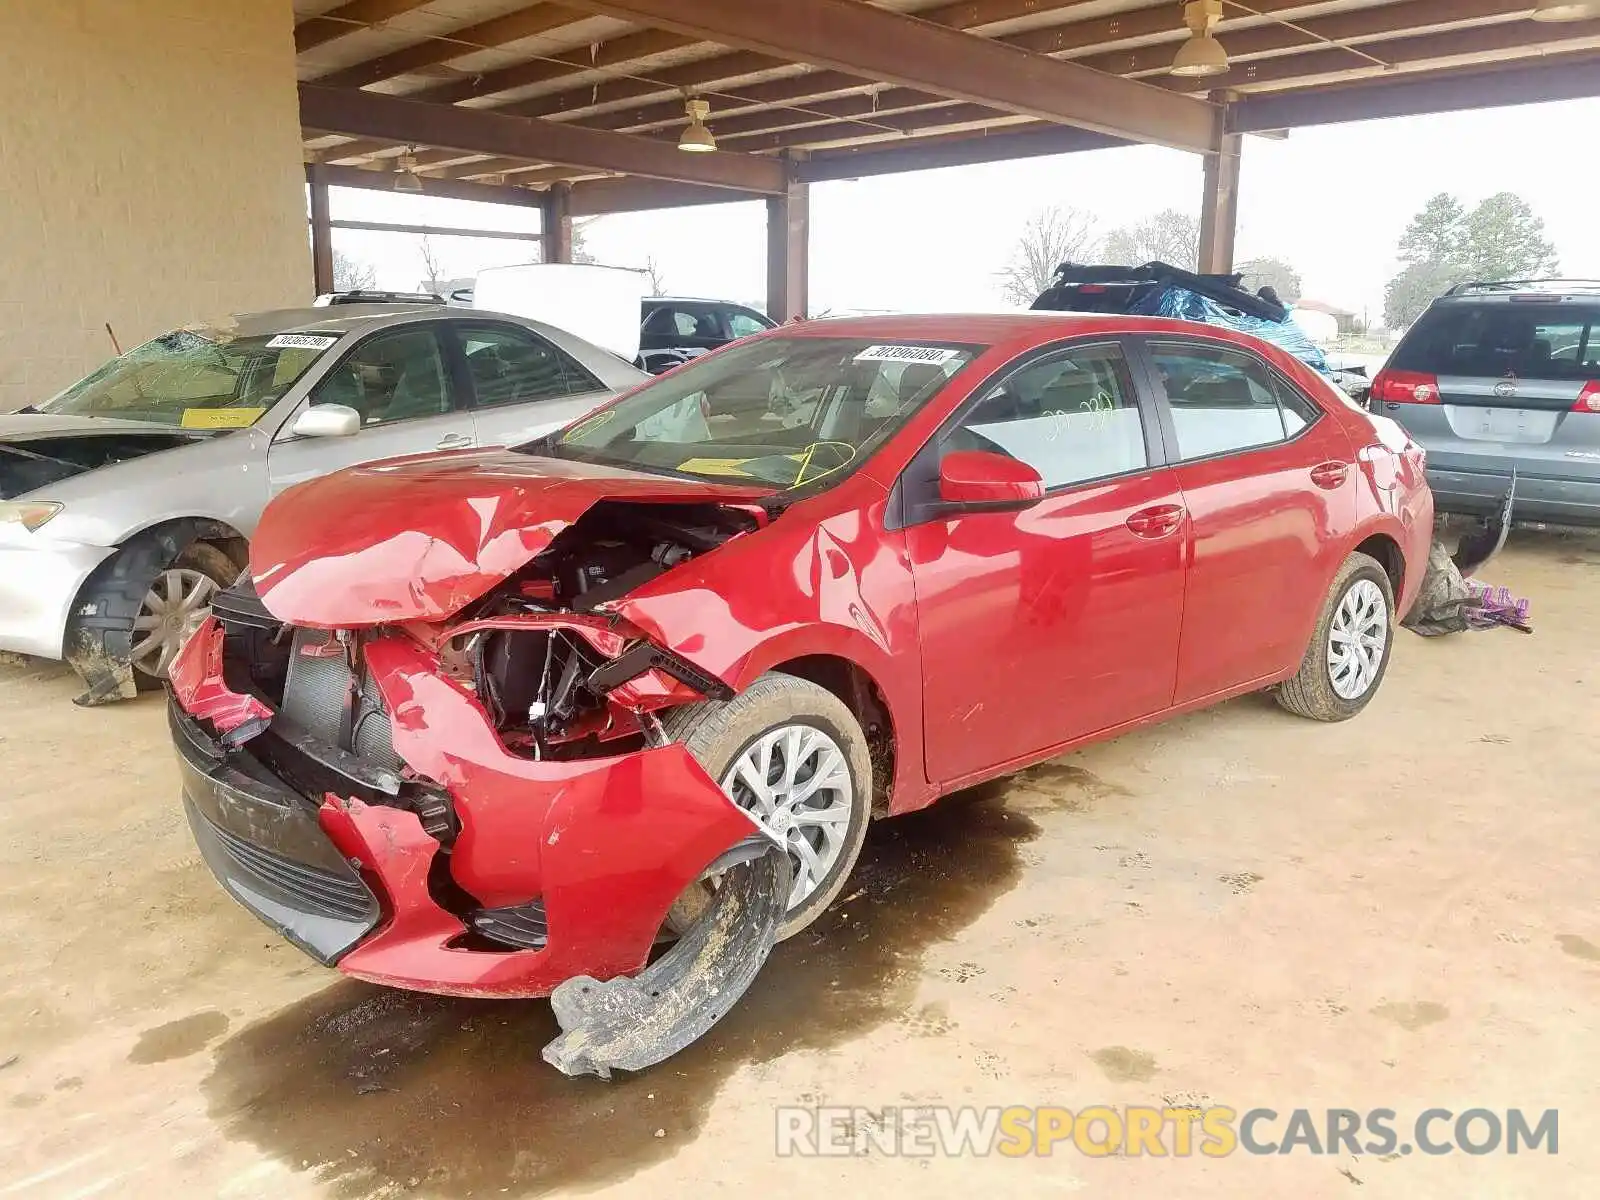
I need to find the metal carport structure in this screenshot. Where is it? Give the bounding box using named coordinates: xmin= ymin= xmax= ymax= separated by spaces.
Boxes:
xmin=294 ymin=0 xmax=1600 ymax=319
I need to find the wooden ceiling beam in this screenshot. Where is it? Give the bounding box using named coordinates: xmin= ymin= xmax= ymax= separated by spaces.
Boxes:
xmin=1165 ymin=16 xmax=1600 ymax=93
xmin=1230 ymin=50 xmax=1600 ymax=129
xmin=294 ymin=0 xmax=435 ymax=54
xmin=551 ymin=0 xmax=1217 ymax=151
xmin=407 ymin=27 xmax=700 ymax=105
xmin=299 ymin=83 xmax=789 ymax=191
xmin=312 ymin=4 xmax=587 ymax=89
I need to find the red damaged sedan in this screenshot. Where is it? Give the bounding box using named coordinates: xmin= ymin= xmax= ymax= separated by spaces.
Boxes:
xmin=168 ymin=315 xmax=1431 ymax=1073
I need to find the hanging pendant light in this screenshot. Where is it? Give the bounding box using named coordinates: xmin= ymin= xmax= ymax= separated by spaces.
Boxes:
xmin=1171 ymin=0 xmax=1229 ymax=78
xmin=678 ymin=98 xmax=717 ymax=153
xmin=394 ymin=148 xmax=423 ymax=192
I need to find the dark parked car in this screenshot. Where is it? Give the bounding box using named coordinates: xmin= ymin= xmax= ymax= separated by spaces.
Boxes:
xmin=1373 ymin=280 xmax=1600 ymax=526
xmin=638 ymin=296 xmax=775 ymax=373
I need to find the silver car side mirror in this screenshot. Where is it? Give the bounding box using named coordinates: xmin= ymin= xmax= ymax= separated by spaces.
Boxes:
xmin=291 ymin=404 xmax=361 ymax=438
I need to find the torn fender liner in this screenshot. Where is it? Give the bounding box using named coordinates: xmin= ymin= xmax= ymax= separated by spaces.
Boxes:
xmin=542 ymin=848 xmax=792 ymax=1080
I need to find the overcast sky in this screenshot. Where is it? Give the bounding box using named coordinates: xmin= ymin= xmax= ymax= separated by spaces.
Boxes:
xmin=329 ymin=95 xmax=1600 ymax=325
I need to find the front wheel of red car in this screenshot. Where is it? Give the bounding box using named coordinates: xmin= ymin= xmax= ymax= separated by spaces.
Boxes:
xmin=662 ymin=672 xmax=873 ymax=941
xmin=1275 ymin=551 xmax=1395 ymax=723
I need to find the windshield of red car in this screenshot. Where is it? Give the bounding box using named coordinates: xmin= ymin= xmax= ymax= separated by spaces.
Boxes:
xmin=540 ymin=335 xmax=984 ymax=490
xmin=37 ymin=328 xmax=335 ymax=429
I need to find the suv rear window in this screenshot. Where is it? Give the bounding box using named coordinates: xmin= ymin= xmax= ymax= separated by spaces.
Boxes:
xmin=1393 ymin=303 xmax=1600 ymax=381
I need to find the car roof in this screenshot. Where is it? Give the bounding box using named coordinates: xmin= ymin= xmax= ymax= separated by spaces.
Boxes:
xmin=226 ymin=305 xmax=438 ymax=337
xmin=644 ymin=296 xmax=764 ymax=309
xmin=1434 ymin=281 xmax=1600 ymax=305
xmin=768 ymin=312 xmax=1264 ymax=346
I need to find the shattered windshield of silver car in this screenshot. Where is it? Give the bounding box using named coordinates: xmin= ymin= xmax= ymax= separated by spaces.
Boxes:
xmin=38 ymin=326 xmax=337 ymax=429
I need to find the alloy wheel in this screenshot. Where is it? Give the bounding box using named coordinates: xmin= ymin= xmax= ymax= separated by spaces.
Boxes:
xmin=1327 ymin=578 xmax=1389 ymax=701
xmin=720 ymin=723 xmax=855 ymax=911
xmin=130 ymin=568 xmax=219 ymax=680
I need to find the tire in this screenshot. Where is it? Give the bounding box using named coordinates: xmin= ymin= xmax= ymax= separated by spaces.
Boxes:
xmin=67 ymin=527 xmax=240 ymax=694
xmin=1275 ymin=551 xmax=1395 ymax=722
xmin=660 ymin=671 xmax=873 ymax=941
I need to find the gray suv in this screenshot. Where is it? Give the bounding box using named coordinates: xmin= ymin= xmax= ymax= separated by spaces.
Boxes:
xmin=1374 ymin=280 xmax=1600 ymax=525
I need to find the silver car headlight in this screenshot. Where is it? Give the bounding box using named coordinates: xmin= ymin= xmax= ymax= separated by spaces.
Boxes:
xmin=0 ymin=501 xmax=64 ymax=532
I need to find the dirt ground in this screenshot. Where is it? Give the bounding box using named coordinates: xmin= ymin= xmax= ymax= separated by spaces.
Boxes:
xmin=2 ymin=530 xmax=1597 ymax=1199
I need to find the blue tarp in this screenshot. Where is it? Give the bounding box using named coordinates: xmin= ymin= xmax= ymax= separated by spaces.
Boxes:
xmin=1133 ymin=286 xmax=1330 ymax=374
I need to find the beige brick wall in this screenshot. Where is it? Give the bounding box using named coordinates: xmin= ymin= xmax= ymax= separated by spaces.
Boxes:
xmin=0 ymin=0 xmax=311 ymax=411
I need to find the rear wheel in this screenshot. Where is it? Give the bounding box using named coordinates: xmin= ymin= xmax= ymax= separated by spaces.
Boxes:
xmin=661 ymin=672 xmax=873 ymax=940
xmin=1275 ymin=551 xmax=1394 ymax=722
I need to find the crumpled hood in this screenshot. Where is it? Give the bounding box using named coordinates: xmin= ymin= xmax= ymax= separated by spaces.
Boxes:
xmin=250 ymin=449 xmax=776 ymax=627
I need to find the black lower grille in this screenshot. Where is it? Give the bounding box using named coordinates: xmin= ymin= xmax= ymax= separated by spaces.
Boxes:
xmin=470 ymin=900 xmax=550 ymax=950
xmin=207 ymin=816 xmax=374 ymax=922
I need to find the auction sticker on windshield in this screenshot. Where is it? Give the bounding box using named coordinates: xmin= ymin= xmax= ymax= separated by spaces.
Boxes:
xmin=180 ymin=407 xmax=267 ymax=429
xmin=266 ymin=333 xmax=340 ymax=351
xmin=854 ymin=345 xmax=963 ymax=366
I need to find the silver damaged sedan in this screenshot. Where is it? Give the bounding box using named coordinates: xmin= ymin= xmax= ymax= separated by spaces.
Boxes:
xmin=0 ymin=304 xmax=645 ymax=704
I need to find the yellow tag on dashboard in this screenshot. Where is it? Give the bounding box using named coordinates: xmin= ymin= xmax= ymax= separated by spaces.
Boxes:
xmin=180 ymin=407 xmax=265 ymax=429
xmin=676 ymin=457 xmax=757 ymax=478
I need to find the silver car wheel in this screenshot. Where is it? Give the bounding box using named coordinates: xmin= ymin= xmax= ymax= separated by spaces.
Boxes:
xmin=1327 ymin=578 xmax=1389 ymax=701
xmin=720 ymin=723 xmax=855 ymax=912
xmin=130 ymin=568 xmax=218 ymax=680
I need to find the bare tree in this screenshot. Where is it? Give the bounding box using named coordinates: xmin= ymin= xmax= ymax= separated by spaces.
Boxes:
xmin=1102 ymin=210 xmax=1201 ymax=271
xmin=999 ymin=206 xmax=1100 ymax=306
xmin=418 ymin=234 xmax=447 ymax=290
xmin=1236 ymin=257 xmax=1303 ymax=303
xmin=643 ymin=255 xmax=668 ymax=297
xmin=331 ymin=249 xmax=377 ymax=292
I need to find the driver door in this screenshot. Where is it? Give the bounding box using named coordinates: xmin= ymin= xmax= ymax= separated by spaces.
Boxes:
xmin=902 ymin=340 xmax=1187 ymax=786
xmin=266 ymin=323 xmax=475 ymax=495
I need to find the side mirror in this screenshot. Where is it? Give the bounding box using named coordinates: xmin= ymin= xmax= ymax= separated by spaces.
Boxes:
xmin=938 ymin=449 xmax=1045 ymax=509
xmin=290 ymin=403 xmax=361 ymax=439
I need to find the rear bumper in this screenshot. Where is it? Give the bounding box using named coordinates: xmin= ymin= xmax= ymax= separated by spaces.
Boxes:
xmin=1428 ymin=466 xmax=1600 ymax=527
xmin=0 ymin=538 xmax=114 ymax=659
xmin=169 ymin=625 xmax=757 ymax=999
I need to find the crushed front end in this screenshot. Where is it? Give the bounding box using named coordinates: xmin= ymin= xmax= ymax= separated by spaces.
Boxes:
xmin=168 ymin=498 xmax=779 ymax=1018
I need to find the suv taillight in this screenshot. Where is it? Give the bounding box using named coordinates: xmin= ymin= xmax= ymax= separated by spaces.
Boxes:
xmin=1372 ymin=369 xmax=1441 ymax=405
xmin=1574 ymin=382 xmax=1600 ymax=414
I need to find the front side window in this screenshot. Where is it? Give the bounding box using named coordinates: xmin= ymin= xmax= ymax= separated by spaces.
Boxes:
xmin=459 ymin=323 xmax=601 ymax=408
xmin=310 ymin=327 xmax=451 ymax=427
xmin=945 ymin=344 xmax=1148 ymax=489
xmin=38 ymin=328 xmax=332 ymax=429
xmin=542 ymin=336 xmax=983 ymax=492
xmin=1150 ymin=342 xmax=1317 ymax=461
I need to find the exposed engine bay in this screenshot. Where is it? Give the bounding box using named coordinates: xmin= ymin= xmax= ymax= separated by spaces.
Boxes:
xmin=0 ymin=432 xmax=202 ymax=498
xmin=438 ymin=499 xmax=758 ymax=756
xmin=224 ymin=498 xmax=757 ymax=763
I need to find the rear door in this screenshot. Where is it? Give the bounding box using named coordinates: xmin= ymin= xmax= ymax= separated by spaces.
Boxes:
xmin=1135 ymin=337 xmax=1357 ymax=705
xmin=266 ymin=322 xmax=475 ymax=495
xmin=1379 ymin=301 xmax=1600 ymax=496
xmin=449 ymin=320 xmax=615 ymax=447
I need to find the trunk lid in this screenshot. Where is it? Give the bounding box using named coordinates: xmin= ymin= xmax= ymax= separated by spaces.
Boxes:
xmin=250 ymin=449 xmax=775 ymax=627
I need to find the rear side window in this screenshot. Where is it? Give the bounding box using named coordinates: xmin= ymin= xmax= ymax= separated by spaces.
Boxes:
xmin=1393 ymin=304 xmax=1600 ymax=380
xmin=1149 ymin=342 xmax=1321 ymax=461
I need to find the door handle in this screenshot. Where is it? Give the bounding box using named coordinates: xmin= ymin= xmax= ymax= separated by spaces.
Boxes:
xmin=436 ymin=432 xmax=473 ymax=450
xmin=1126 ymin=503 xmax=1186 ymax=539
xmin=1311 ymin=461 xmax=1349 ymax=490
